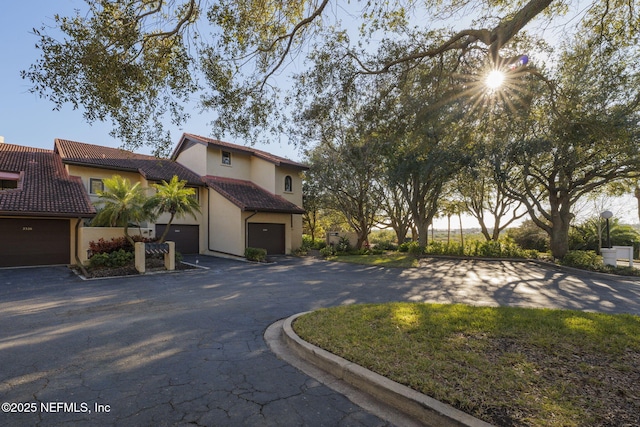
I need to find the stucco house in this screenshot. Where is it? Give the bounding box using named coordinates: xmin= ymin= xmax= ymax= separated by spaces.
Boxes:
xmin=0 ymin=142 xmax=95 ymax=267
xmin=171 ymin=133 xmax=307 ymax=257
xmin=0 ymin=134 xmax=307 ymax=267
xmin=54 ymin=138 xmax=206 ymax=255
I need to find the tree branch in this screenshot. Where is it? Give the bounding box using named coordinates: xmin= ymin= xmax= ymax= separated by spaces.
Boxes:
xmin=259 ymin=0 xmax=331 ymax=89
xmin=354 ymin=0 xmax=554 ymax=75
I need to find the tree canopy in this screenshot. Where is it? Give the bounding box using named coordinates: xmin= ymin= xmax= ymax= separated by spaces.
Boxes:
xmin=22 ymin=0 xmax=640 ymax=152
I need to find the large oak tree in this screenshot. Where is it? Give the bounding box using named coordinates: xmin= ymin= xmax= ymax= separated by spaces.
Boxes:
xmin=22 ymin=0 xmax=638 ymax=152
xmin=494 ymin=37 xmax=640 ymax=258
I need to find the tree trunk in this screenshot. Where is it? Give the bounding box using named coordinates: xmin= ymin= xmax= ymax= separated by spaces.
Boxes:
xmin=635 ymin=186 xmax=640 ymax=224
xmin=458 ymin=213 xmax=464 ymax=246
xmin=492 ymin=224 xmax=501 ymax=241
xmin=416 ymin=218 xmax=429 ymax=247
xmin=394 ymin=225 xmax=408 ymax=246
xmin=123 ymin=224 xmax=135 ymax=246
xmin=548 ymin=195 xmax=572 ymax=259
xmin=549 ymin=223 xmax=571 ymax=259
xmin=159 ymin=212 xmax=176 ymax=243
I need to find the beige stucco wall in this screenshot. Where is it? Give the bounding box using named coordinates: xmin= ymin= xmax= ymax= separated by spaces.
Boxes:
xmin=206 ymin=191 xmax=304 ymax=257
xmin=274 ymin=167 xmax=304 ymax=207
xmin=291 ymin=214 xmax=304 ymax=250
xmin=326 ymin=231 xmax=359 ymax=248
xmin=77 ymin=226 xmax=155 ymax=264
xmin=70 ymin=218 xmax=81 ymax=264
xmin=65 ymin=164 xmax=150 ymax=204
xmin=207 ymin=148 xmax=252 ymax=179
xmin=250 ymin=157 xmax=276 ymax=193
xmin=207 ymin=190 xmax=244 ymax=256
xmin=173 ymin=140 xmax=207 ymax=176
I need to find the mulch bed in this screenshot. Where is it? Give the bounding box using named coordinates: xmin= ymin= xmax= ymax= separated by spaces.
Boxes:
xmin=75 ymin=258 xmax=197 ymax=279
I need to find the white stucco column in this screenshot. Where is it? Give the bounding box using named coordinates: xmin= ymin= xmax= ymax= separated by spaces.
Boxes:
xmin=135 ymin=242 xmax=146 ymax=273
xmin=601 ymin=248 xmax=617 ymax=267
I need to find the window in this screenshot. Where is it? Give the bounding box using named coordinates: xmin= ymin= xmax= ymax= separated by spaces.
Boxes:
xmin=187 ymin=186 xmax=199 ymax=202
xmin=0 ymin=171 xmax=20 ymax=190
xmin=222 ymin=150 xmax=231 ymax=165
xmin=0 ymin=179 xmax=18 ymax=190
xmin=89 ymin=178 xmax=105 ymax=194
xmin=284 ymin=175 xmax=293 ymax=192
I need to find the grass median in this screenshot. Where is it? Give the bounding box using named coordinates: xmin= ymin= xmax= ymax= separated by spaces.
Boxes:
xmin=293 ymin=303 xmax=640 ymax=427
xmin=326 ymin=253 xmax=419 ymax=268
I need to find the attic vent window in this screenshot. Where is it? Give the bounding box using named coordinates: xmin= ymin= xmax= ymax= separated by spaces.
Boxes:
xmin=222 ymin=150 xmax=231 ymax=165
xmin=0 ymin=171 xmax=20 ymax=190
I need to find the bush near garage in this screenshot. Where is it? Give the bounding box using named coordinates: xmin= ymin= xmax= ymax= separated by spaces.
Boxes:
xmin=245 ymin=247 xmax=267 ymax=262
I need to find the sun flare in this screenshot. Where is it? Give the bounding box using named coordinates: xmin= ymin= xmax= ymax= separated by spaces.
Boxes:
xmin=485 ymin=70 xmax=505 ymax=89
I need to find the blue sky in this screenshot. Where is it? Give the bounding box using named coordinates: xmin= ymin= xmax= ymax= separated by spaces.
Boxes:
xmin=0 ymin=0 xmax=301 ymax=160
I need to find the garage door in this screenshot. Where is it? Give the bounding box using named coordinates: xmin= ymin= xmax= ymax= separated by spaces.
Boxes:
xmin=155 ymin=224 xmax=199 ymax=254
xmin=0 ymin=218 xmax=70 ymax=267
xmin=248 ymin=223 xmax=285 ymax=255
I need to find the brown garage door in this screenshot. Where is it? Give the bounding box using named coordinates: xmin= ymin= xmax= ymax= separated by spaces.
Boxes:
xmin=155 ymin=224 xmax=199 ymax=254
xmin=248 ymin=223 xmax=285 ymax=255
xmin=0 ymin=218 xmax=70 ymax=267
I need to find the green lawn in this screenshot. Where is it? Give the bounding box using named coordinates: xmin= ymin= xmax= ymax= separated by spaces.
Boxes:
xmin=293 ymin=303 xmax=640 ymax=427
xmin=328 ymin=253 xmax=419 ymax=268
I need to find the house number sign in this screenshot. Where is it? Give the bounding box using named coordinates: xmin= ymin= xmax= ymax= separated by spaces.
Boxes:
xmin=22 ymin=227 xmax=33 ymax=231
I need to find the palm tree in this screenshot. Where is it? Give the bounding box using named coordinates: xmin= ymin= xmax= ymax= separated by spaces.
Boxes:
xmin=92 ymin=175 xmax=150 ymax=245
xmin=440 ymin=199 xmax=467 ymax=246
xmin=145 ymin=175 xmax=201 ymax=243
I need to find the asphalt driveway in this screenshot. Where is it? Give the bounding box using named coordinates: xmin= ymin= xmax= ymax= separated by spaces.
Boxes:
xmin=1 ymin=256 xmax=639 ymax=426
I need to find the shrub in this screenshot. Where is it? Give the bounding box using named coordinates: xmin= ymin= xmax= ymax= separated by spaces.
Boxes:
xmin=398 ymin=242 xmax=411 ymax=252
xmin=407 ymin=241 xmax=425 ymax=255
xmin=88 ymin=249 xmax=134 ymax=269
xmin=293 ymin=247 xmax=308 ymax=256
xmin=89 ymin=237 xmax=130 ymax=255
xmin=245 ymin=247 xmax=267 ymax=262
xmin=302 ymin=235 xmax=327 ymax=250
xmin=475 ymin=240 xmax=504 ymax=258
xmin=336 ymin=236 xmax=352 ymax=253
xmin=89 ymin=235 xmax=150 ymax=256
xmin=320 ymin=245 xmax=336 ymax=257
xmin=425 ymin=241 xmax=464 ymax=256
xmin=374 ymin=241 xmax=398 ymax=251
xmin=507 ymin=220 xmax=550 ymax=252
xmin=560 ymin=250 xmax=602 ymax=270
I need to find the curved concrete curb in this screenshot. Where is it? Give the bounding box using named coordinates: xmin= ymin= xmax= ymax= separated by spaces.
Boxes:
xmin=281 ymin=312 xmax=494 ymax=427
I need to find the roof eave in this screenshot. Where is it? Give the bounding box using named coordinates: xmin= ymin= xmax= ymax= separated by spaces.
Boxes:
xmin=61 ymin=159 xmax=140 ymax=174
xmin=0 ymin=210 xmax=96 ymax=218
xmin=242 ymin=207 xmax=306 ymax=214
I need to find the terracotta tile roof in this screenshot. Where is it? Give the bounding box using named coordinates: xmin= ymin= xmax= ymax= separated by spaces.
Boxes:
xmin=0 ymin=143 xmax=95 ymax=217
xmin=55 ymin=139 xmax=204 ymax=186
xmin=204 ymin=176 xmax=305 ymax=214
xmin=178 ymin=133 xmax=308 ymax=170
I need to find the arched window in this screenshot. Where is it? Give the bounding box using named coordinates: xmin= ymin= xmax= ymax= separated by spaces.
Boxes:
xmin=284 ymin=175 xmax=293 ymax=192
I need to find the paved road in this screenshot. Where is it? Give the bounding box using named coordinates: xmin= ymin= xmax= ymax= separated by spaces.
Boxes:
xmin=1 ymin=256 xmax=639 ymax=426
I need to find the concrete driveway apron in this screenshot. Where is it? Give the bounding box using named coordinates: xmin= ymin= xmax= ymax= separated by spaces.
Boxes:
xmin=1 ymin=256 xmax=639 ymax=426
